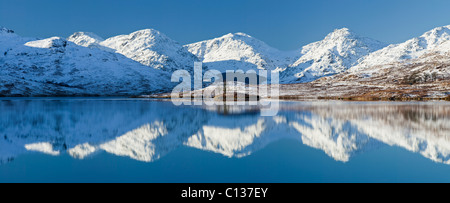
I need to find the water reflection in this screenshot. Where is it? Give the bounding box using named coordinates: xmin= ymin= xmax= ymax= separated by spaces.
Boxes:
xmin=0 ymin=99 xmax=449 ymax=165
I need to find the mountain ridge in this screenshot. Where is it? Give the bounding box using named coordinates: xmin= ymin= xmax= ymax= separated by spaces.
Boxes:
xmin=281 ymin=28 xmax=387 ymax=83
xmin=350 ymin=25 xmax=450 ymax=72
xmin=100 ymin=29 xmax=199 ymax=73
xmin=0 ymin=28 xmax=172 ymax=96
xmin=185 ymin=32 xmax=297 ymax=73
xmin=1 ymin=25 xmax=450 ymax=97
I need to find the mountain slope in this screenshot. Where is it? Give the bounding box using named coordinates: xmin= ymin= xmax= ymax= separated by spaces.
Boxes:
xmin=67 ymin=32 xmax=104 ymax=47
xmin=351 ymin=25 xmax=450 ymax=72
xmin=100 ymin=29 xmax=198 ymax=73
xmin=67 ymin=32 xmax=110 ymax=51
xmin=298 ymin=26 xmax=450 ymax=100
xmin=281 ymin=28 xmax=386 ymax=83
xmin=0 ymin=27 xmax=33 ymax=54
xmin=185 ymin=33 xmax=296 ymax=72
xmin=0 ymin=29 xmax=171 ymax=96
xmin=304 ymin=51 xmax=450 ymax=99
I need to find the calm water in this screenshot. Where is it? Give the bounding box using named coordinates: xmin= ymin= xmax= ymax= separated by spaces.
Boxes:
xmin=1 ymin=98 xmax=450 ymax=183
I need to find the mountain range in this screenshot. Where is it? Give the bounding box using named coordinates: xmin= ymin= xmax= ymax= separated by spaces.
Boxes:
xmin=0 ymin=25 xmax=449 ymax=97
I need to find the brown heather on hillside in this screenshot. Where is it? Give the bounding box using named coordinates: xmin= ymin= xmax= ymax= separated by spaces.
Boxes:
xmin=276 ymin=52 xmax=450 ymax=101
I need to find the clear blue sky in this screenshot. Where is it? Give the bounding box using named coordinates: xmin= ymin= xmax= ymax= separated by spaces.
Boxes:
xmin=1 ymin=0 xmax=450 ymax=50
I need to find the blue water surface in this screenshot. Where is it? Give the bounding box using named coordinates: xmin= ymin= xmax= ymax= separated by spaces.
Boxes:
xmin=0 ymin=98 xmax=449 ymax=183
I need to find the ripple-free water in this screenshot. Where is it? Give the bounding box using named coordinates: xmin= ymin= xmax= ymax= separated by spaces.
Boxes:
xmin=1 ymin=98 xmax=450 ymax=183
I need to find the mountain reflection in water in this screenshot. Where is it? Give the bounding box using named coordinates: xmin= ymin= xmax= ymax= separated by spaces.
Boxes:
xmin=0 ymin=99 xmax=449 ymax=165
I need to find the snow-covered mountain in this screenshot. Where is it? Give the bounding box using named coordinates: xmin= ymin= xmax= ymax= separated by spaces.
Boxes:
xmin=185 ymin=33 xmax=297 ymax=72
xmin=281 ymin=28 xmax=387 ymax=83
xmin=299 ymin=26 xmax=450 ymax=100
xmin=100 ymin=29 xmax=198 ymax=73
xmin=185 ymin=29 xmax=388 ymax=84
xmin=0 ymin=28 xmax=171 ymax=96
xmin=0 ymin=27 xmax=31 ymax=54
xmin=1 ymin=25 xmax=450 ymax=97
xmin=351 ymin=25 xmax=450 ymax=72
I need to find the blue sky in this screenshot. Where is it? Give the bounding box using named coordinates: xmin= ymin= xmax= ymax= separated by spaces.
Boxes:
xmin=1 ymin=0 xmax=450 ymax=50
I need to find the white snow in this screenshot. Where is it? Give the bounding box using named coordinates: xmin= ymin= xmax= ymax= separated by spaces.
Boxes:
xmin=185 ymin=33 xmax=297 ymax=72
xmin=1 ymin=25 xmax=450 ymax=96
xmin=0 ymin=29 xmax=171 ymax=96
xmin=25 ymin=37 xmax=68 ymax=49
xmin=282 ymin=28 xmax=387 ymax=83
xmin=101 ymin=29 xmax=198 ymax=72
xmin=67 ymin=32 xmax=108 ymax=50
xmin=351 ymin=25 xmax=450 ymax=72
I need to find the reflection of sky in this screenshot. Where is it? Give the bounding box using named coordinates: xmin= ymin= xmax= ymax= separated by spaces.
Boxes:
xmin=1 ymin=99 xmax=450 ymax=182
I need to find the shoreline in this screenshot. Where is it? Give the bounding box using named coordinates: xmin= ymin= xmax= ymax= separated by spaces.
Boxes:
xmin=0 ymin=94 xmax=448 ymax=102
xmin=140 ymin=94 xmax=450 ymax=102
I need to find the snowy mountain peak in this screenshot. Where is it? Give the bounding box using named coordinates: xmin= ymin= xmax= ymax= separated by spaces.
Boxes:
xmin=100 ymin=29 xmax=197 ymax=72
xmin=185 ymin=32 xmax=294 ymax=72
xmin=324 ymin=28 xmax=354 ymax=39
xmin=132 ymin=29 xmax=158 ymax=35
xmin=419 ymin=25 xmax=450 ymax=48
xmin=0 ymin=30 xmax=171 ymax=97
xmin=102 ymin=29 xmax=177 ymax=51
xmin=334 ymin=27 xmax=351 ymax=33
xmin=115 ymin=29 xmax=175 ymax=46
xmin=130 ymin=29 xmax=165 ymax=37
xmin=351 ymin=25 xmax=450 ymax=72
xmin=25 ymin=37 xmax=68 ymax=49
xmin=67 ymin=32 xmax=104 ymax=48
xmin=422 ymin=25 xmax=450 ymax=36
xmin=281 ymin=28 xmax=386 ymax=83
xmin=304 ymin=28 xmax=383 ymax=54
xmin=194 ymin=32 xmax=264 ymax=49
xmin=223 ymin=32 xmax=253 ymax=39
